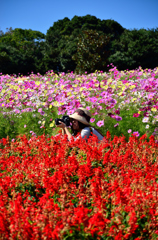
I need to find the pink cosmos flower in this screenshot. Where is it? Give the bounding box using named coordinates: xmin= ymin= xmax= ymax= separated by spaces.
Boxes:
xmin=114 ymin=123 xmax=119 ymax=127
xmin=128 ymin=129 xmax=132 ymax=133
xmin=90 ymin=118 xmax=95 ymax=123
xmin=48 ymin=97 xmax=53 ymax=102
xmin=67 ymin=110 xmax=74 ymax=115
xmin=93 ymin=112 xmax=98 ymax=116
xmin=38 ymin=108 xmax=42 ymax=113
xmin=15 ymin=109 xmax=20 ymax=114
xmin=96 ymin=120 xmax=104 ymax=127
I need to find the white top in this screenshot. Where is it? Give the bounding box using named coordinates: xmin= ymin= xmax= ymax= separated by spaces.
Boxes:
xmin=75 ymin=127 xmax=104 ymax=142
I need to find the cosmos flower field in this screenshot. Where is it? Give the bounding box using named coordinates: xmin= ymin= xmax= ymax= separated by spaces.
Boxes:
xmin=0 ymin=66 xmax=158 ymax=239
xmin=0 ymin=66 xmax=158 ymax=140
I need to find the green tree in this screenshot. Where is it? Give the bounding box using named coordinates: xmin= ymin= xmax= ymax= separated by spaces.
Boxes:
xmin=0 ymin=16 xmax=125 ymax=74
xmin=45 ymin=15 xmax=125 ymax=73
xmin=73 ymin=30 xmax=111 ymax=73
xmin=44 ymin=17 xmax=70 ymax=72
xmin=109 ymin=28 xmax=158 ymax=70
xmin=0 ymin=28 xmax=45 ymax=74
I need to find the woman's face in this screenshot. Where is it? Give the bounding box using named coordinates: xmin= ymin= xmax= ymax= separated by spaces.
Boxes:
xmin=71 ymin=119 xmax=80 ymax=131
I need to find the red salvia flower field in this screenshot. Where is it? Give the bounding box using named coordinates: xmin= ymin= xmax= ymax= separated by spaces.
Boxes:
xmin=0 ymin=132 xmax=158 ymax=239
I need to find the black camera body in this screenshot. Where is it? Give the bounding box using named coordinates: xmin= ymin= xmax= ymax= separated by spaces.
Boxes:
xmin=55 ymin=115 xmax=70 ymax=127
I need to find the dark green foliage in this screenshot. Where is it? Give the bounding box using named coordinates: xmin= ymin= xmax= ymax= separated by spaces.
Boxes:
xmin=73 ymin=30 xmax=111 ymax=73
xmin=15 ymin=183 xmax=46 ymax=202
xmin=45 ymin=15 xmax=125 ymax=73
xmin=109 ymin=28 xmax=158 ymax=70
xmin=0 ymin=43 xmax=23 ymax=74
xmin=0 ymin=28 xmax=45 ymax=75
xmin=0 ymin=15 xmax=158 ymax=74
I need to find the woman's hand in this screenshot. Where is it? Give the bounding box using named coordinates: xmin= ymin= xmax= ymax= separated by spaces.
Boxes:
xmin=56 ymin=121 xmax=66 ymax=129
xmin=56 ymin=121 xmax=73 ymax=141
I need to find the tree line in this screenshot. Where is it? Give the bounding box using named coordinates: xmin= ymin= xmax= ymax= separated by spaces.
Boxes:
xmin=0 ymin=15 xmax=158 ymax=75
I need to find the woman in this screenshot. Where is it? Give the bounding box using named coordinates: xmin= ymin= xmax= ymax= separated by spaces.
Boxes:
xmin=56 ymin=107 xmax=104 ymax=142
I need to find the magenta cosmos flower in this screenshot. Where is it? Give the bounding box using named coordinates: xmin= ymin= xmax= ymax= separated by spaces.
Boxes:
xmin=133 ymin=113 xmax=140 ymax=118
xmin=115 ymin=115 xmax=122 ymax=121
xmin=133 ymin=131 xmax=140 ymax=137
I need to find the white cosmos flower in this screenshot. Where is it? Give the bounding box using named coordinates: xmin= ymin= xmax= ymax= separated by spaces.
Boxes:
xmin=142 ymin=117 xmax=149 ymax=123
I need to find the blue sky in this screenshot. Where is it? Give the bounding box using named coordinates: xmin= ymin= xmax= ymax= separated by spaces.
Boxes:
xmin=1 ymin=0 xmax=158 ymax=35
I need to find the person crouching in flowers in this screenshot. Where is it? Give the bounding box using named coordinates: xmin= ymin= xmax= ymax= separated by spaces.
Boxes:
xmin=56 ymin=108 xmax=104 ymax=142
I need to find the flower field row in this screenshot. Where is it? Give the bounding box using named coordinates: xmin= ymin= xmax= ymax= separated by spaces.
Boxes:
xmin=0 ymin=66 xmax=158 ymax=140
xmin=0 ymin=132 xmax=158 ymax=239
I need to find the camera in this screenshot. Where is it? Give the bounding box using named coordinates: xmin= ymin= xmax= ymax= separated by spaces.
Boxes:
xmin=55 ymin=115 xmax=70 ymax=127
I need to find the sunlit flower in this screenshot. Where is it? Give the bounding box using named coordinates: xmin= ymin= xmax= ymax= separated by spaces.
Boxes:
xmin=50 ymin=121 xmax=55 ymax=128
xmin=115 ymin=115 xmax=122 ymax=121
xmin=90 ymin=118 xmax=95 ymax=123
xmin=67 ymin=110 xmax=74 ymax=115
xmin=142 ymin=117 xmax=149 ymax=123
xmin=38 ymin=108 xmax=42 ymax=113
xmin=133 ymin=113 xmax=140 ymax=118
xmin=151 ymin=108 xmax=157 ymax=112
xmin=48 ymin=97 xmax=53 ymax=102
xmin=93 ymin=112 xmax=98 ymax=116
xmin=133 ymin=131 xmax=140 ymax=137
xmin=96 ymin=120 xmax=104 ymax=127
xmin=128 ymin=129 xmax=132 ymax=133
xmin=42 ymin=121 xmax=45 ymax=125
xmin=15 ymin=109 xmax=20 ymax=114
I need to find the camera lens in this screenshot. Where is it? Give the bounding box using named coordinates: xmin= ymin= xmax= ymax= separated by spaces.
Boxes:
xmin=62 ymin=116 xmax=70 ymax=127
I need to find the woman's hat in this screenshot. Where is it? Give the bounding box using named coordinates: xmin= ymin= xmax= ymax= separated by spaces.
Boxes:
xmin=69 ymin=108 xmax=92 ymax=125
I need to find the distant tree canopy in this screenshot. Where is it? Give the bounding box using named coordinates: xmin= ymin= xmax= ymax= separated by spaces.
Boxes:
xmin=44 ymin=15 xmax=124 ymax=72
xmin=0 ymin=15 xmax=158 ymax=75
xmin=109 ymin=28 xmax=158 ymax=70
xmin=0 ymin=28 xmax=45 ymax=74
xmin=73 ymin=30 xmax=111 ymax=73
